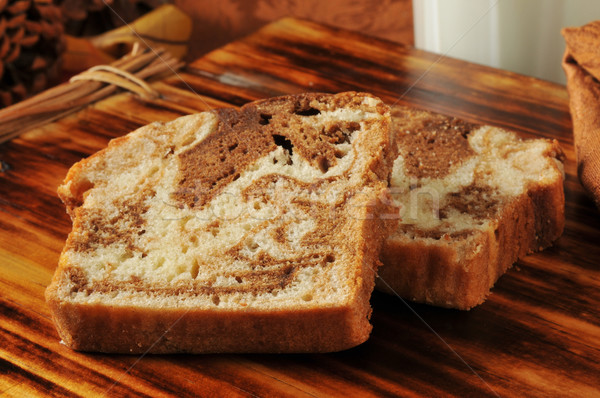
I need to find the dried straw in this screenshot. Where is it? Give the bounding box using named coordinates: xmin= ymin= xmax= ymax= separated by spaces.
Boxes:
xmin=0 ymin=45 xmax=184 ymax=144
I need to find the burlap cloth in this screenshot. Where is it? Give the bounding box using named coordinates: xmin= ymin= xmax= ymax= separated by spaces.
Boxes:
xmin=562 ymin=21 xmax=600 ymax=209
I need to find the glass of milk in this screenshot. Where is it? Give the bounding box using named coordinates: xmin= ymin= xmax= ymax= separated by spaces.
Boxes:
xmin=413 ymin=0 xmax=600 ymax=84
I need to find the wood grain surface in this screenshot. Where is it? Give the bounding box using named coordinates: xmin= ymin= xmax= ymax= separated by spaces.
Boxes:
xmin=1 ymin=17 xmax=599 ymax=397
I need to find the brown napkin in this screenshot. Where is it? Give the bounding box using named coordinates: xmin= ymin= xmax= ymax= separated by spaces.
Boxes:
xmin=562 ymin=21 xmax=600 ymax=208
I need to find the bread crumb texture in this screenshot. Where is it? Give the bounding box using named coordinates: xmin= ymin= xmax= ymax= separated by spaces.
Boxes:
xmin=51 ymin=93 xmax=394 ymax=313
xmin=379 ymin=106 xmax=565 ymax=309
xmin=389 ymin=106 xmax=564 ymax=241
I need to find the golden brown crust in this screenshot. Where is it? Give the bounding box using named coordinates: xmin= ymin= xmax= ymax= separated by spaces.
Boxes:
xmin=379 ymin=180 xmax=564 ymax=310
xmin=378 ymin=108 xmax=565 ymax=310
xmin=562 ymin=39 xmax=600 ymax=208
xmin=46 ymin=182 xmax=397 ymax=353
xmin=47 ymin=92 xmax=397 ymax=353
xmin=46 ymin=268 xmax=371 ymax=354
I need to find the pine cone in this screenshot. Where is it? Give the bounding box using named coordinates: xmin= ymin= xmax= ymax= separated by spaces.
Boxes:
xmin=0 ymin=0 xmax=65 ymax=107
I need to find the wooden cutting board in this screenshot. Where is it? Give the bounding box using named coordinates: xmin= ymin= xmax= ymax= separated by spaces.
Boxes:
xmin=1 ymin=17 xmax=599 ymax=397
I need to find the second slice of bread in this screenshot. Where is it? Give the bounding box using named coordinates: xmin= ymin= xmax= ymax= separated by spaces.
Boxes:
xmin=378 ymin=106 xmax=565 ymax=309
xmin=46 ymin=92 xmax=397 ymax=353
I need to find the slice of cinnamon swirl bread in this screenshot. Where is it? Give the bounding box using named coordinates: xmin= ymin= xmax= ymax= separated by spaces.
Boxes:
xmin=378 ymin=106 xmax=565 ymax=310
xmin=46 ymin=92 xmax=397 ymax=353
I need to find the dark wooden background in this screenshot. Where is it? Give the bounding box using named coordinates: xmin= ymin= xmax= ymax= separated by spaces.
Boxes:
xmin=1 ymin=18 xmax=599 ymax=397
xmin=172 ymin=0 xmax=414 ymax=60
